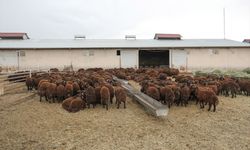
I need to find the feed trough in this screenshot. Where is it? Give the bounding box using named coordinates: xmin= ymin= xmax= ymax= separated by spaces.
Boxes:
xmin=113 ymin=76 xmax=168 ymax=117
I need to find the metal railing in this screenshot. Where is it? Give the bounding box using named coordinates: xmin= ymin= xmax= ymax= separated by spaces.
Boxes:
xmin=0 ymin=70 xmax=32 ymax=95
xmin=0 ymin=68 xmax=72 ymax=96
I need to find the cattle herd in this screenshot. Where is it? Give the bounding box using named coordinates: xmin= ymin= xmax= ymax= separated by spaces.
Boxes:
xmin=25 ymin=67 xmax=250 ymax=113
xmin=111 ymin=68 xmax=250 ymax=112
xmin=25 ymin=68 xmax=127 ymax=112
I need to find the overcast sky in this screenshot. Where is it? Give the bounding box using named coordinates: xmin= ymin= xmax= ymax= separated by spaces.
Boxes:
xmin=0 ymin=0 xmax=249 ymax=41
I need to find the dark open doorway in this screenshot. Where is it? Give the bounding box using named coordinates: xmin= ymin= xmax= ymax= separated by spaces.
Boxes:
xmin=139 ymin=50 xmax=169 ymax=67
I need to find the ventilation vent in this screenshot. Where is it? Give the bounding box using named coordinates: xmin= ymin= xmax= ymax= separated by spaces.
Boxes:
xmin=125 ymin=35 xmax=136 ymax=40
xmin=74 ymin=35 xmax=86 ymax=40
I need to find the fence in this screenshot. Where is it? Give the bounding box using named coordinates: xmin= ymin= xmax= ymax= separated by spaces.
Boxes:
xmin=0 ymin=68 xmax=75 ymax=96
xmin=0 ymin=70 xmax=32 ymax=95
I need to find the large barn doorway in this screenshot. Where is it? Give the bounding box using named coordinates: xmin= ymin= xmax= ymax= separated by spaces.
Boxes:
xmin=139 ymin=50 xmax=169 ymax=67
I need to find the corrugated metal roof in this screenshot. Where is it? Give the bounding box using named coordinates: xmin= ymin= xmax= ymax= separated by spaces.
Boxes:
xmin=0 ymin=39 xmax=249 ymax=49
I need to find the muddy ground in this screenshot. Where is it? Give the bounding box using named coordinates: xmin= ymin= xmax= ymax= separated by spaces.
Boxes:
xmin=0 ymin=88 xmax=250 ymax=150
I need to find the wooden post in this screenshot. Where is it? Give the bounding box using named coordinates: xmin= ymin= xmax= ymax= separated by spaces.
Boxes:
xmin=0 ymin=82 xmax=4 ymax=96
xmin=29 ymin=69 xmax=32 ymax=78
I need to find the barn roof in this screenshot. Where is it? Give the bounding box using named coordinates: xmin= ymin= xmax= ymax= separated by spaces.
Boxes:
xmin=243 ymin=39 xmax=250 ymax=43
xmin=0 ymin=39 xmax=249 ymax=49
xmin=0 ymin=32 xmax=29 ymax=39
xmin=154 ymin=34 xmax=182 ymax=40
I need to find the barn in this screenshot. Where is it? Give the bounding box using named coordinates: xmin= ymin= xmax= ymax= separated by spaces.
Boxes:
xmin=0 ymin=32 xmax=250 ymax=71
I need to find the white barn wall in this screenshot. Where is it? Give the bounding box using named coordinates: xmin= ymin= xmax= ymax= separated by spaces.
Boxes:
xmin=1 ymin=47 xmax=250 ymax=71
xmin=19 ymin=49 xmax=120 ymax=70
xmin=186 ymin=48 xmax=250 ymax=70
xmin=0 ymin=50 xmax=18 ymax=67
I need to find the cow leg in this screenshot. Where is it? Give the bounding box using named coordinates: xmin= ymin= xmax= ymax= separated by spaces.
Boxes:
xmin=117 ymin=102 xmax=120 ymax=109
xmin=124 ymin=101 xmax=126 ymax=109
xmin=196 ymin=99 xmax=199 ymax=105
xmin=213 ymin=103 xmax=216 ymax=112
xmin=200 ymin=101 xmax=203 ymax=109
xmin=208 ymin=103 xmax=211 ymax=111
xmin=110 ymin=98 xmax=113 ymax=104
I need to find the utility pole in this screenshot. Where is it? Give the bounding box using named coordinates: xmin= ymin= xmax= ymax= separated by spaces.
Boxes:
xmin=223 ymin=8 xmax=226 ymax=39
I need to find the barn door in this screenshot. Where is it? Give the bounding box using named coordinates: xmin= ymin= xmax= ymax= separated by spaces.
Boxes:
xmin=171 ymin=50 xmax=187 ymax=70
xmin=120 ymin=50 xmax=138 ymax=68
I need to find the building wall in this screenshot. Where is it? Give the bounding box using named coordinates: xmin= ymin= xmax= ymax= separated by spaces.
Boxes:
xmin=186 ymin=48 xmax=250 ymax=70
xmin=18 ymin=49 xmax=120 ymax=70
xmin=0 ymin=50 xmax=18 ymax=67
xmin=1 ymin=47 xmax=250 ymax=71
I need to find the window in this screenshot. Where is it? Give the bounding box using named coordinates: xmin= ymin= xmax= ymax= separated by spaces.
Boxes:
xmin=18 ymin=50 xmax=25 ymax=57
xmin=209 ymin=49 xmax=219 ymax=55
xmin=82 ymin=50 xmax=94 ymax=56
xmin=116 ymin=50 xmax=120 ymax=56
xmin=89 ymin=50 xmax=94 ymax=56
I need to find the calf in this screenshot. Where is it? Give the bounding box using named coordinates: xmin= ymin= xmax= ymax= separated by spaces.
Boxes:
xmin=62 ymin=96 xmax=85 ymax=112
xmin=146 ymin=86 xmax=160 ymax=101
xmin=180 ymin=84 xmax=190 ymax=107
xmin=38 ymin=81 xmax=50 ymax=102
xmin=196 ymin=87 xmax=219 ymax=112
xmin=221 ymin=81 xmax=240 ymax=98
xmin=72 ymin=82 xmax=80 ymax=96
xmin=86 ymin=85 xmax=97 ymax=108
xmin=56 ymin=84 xmax=65 ymax=102
xmin=104 ymin=83 xmax=115 ymax=104
xmin=26 ymin=77 xmax=33 ymax=91
xmin=114 ymin=86 xmax=127 ymax=109
xmin=160 ymin=86 xmax=175 ymax=108
xmin=46 ymin=83 xmax=57 ymax=103
xmin=100 ymin=86 xmax=110 ymax=110
xmin=68 ymin=97 xmax=85 ymax=112
xmin=65 ymin=83 xmax=73 ymax=98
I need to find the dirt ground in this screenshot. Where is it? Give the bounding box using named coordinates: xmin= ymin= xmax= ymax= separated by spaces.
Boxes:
xmin=0 ymin=88 xmax=250 ymax=150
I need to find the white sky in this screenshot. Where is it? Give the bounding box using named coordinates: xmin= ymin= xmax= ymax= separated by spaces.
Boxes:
xmin=0 ymin=0 xmax=250 ymax=41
